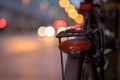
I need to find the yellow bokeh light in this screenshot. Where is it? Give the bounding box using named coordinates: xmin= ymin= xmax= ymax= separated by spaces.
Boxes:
xmin=68 ymin=9 xmax=78 ymax=19
xmin=58 ymin=0 xmax=84 ymax=24
xmin=44 ymin=26 xmax=55 ymax=37
xmin=74 ymin=14 xmax=84 ymax=24
xmin=38 ymin=26 xmax=46 ymax=37
xmin=59 ymin=0 xmax=70 ymax=8
xmin=65 ymin=4 xmax=75 ymax=13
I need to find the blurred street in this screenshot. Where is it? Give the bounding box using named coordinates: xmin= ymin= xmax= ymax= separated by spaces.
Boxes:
xmin=0 ymin=33 xmax=119 ymax=80
xmin=0 ymin=0 xmax=119 ymax=80
xmin=0 ymin=33 xmax=67 ymax=80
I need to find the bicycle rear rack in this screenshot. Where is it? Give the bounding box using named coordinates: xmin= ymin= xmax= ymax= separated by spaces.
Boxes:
xmin=56 ymin=28 xmax=105 ymax=80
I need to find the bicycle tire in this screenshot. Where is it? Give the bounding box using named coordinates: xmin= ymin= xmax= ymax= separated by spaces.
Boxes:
xmin=81 ymin=62 xmax=95 ymax=80
xmin=64 ymin=54 xmax=96 ymax=80
xmin=104 ymin=50 xmax=118 ymax=80
xmin=64 ymin=57 xmax=81 ymax=80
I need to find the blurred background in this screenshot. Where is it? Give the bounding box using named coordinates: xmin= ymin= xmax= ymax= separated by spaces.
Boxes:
xmin=0 ymin=0 xmax=119 ymax=80
xmin=0 ymin=0 xmax=76 ymax=34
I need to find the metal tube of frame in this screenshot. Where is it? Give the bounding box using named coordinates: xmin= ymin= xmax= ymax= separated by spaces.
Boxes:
xmin=98 ymin=30 xmax=104 ymax=80
xmin=58 ymin=38 xmax=64 ymax=80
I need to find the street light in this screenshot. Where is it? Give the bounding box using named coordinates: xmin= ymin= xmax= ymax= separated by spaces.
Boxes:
xmin=44 ymin=26 xmax=55 ymax=37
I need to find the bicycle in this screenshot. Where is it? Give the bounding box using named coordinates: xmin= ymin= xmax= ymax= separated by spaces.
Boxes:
xmin=56 ymin=1 xmax=117 ymax=80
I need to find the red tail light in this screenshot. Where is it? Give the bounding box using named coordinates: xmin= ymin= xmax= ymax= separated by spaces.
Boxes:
xmin=59 ymin=39 xmax=91 ymax=54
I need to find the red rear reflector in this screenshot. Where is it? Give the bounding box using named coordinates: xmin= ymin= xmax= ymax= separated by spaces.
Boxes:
xmin=59 ymin=39 xmax=91 ymax=54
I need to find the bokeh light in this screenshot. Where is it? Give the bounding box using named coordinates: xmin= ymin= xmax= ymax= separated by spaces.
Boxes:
xmin=0 ymin=18 xmax=7 ymax=29
xmin=57 ymin=27 xmax=67 ymax=34
xmin=59 ymin=0 xmax=70 ymax=8
xmin=73 ymin=24 xmax=84 ymax=30
xmin=53 ymin=20 xmax=67 ymax=30
xmin=68 ymin=9 xmax=78 ymax=19
xmin=22 ymin=0 xmax=30 ymax=7
xmin=65 ymin=4 xmax=75 ymax=13
xmin=44 ymin=26 xmax=55 ymax=37
xmin=74 ymin=14 xmax=84 ymax=24
xmin=39 ymin=0 xmax=49 ymax=11
xmin=38 ymin=26 xmax=46 ymax=37
xmin=58 ymin=0 xmax=85 ymax=25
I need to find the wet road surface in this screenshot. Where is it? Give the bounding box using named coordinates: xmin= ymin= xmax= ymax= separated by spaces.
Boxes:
xmin=0 ymin=33 xmax=119 ymax=80
xmin=0 ymin=34 xmax=67 ymax=80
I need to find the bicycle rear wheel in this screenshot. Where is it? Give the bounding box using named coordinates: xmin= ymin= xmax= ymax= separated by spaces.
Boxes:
xmin=64 ymin=54 xmax=96 ymax=80
xmin=81 ymin=62 xmax=95 ymax=80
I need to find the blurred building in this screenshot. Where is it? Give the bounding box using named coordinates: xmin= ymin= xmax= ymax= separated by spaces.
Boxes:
xmin=0 ymin=0 xmax=75 ymax=33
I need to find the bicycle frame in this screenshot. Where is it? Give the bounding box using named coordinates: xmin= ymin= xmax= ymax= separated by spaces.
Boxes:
xmin=56 ymin=1 xmax=105 ymax=80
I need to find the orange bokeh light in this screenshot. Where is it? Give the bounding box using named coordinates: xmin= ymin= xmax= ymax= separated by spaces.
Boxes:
xmin=68 ymin=9 xmax=78 ymax=19
xmin=59 ymin=0 xmax=70 ymax=8
xmin=74 ymin=14 xmax=84 ymax=24
xmin=65 ymin=4 xmax=75 ymax=13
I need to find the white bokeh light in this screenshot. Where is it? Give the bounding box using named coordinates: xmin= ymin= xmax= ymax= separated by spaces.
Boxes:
xmin=44 ymin=26 xmax=55 ymax=37
xmin=38 ymin=26 xmax=46 ymax=37
xmin=57 ymin=27 xmax=67 ymax=34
